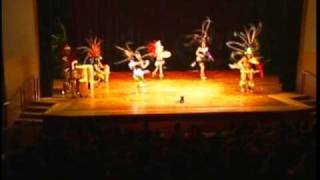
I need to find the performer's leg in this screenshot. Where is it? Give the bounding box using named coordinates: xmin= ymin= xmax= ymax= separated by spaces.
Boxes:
xmin=199 ymin=62 xmax=207 ymax=80
xmin=76 ymin=79 xmax=81 ymax=97
xmin=240 ymin=81 xmax=246 ymax=92
xmin=159 ymin=64 xmax=164 ymax=79
xmin=94 ymin=71 xmax=104 ymax=87
xmin=240 ymin=71 xmax=246 ymax=92
xmin=248 ymin=72 xmax=255 ymax=92
xmin=71 ymin=79 xmax=76 ymax=98
xmin=133 ymin=75 xmax=139 ymax=81
xmin=99 ymin=72 xmax=105 ymax=83
xmin=152 ymin=66 xmax=159 ymax=78
xmin=138 ymin=77 xmax=145 ymax=87
xmin=63 ymin=70 xmax=70 ymax=94
xmin=133 ymin=75 xmax=144 ymax=87
xmin=245 ymin=73 xmax=252 ymax=92
xmin=99 ymin=72 xmax=106 ymax=87
xmin=105 ymin=65 xmax=110 ymax=82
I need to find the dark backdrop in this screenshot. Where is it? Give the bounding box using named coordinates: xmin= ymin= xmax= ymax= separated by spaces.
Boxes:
xmin=37 ymin=0 xmax=303 ymax=96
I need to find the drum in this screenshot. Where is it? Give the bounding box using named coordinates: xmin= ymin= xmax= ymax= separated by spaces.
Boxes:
xmin=79 ymin=82 xmax=90 ymax=97
xmin=75 ymin=65 xmax=88 ymax=83
xmin=75 ymin=65 xmax=94 ymax=89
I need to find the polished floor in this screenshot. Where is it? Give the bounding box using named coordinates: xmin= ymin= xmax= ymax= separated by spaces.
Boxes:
xmin=44 ymin=71 xmax=310 ymax=117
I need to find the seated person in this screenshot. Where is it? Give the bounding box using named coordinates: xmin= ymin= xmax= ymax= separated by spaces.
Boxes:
xmin=92 ymin=56 xmax=110 ymax=85
xmin=70 ymin=59 xmax=82 ymax=97
xmin=61 ymin=43 xmax=81 ymax=97
xmin=78 ymin=37 xmax=110 ymax=86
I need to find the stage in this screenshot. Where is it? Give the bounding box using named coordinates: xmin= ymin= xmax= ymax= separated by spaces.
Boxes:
xmin=43 ymin=70 xmax=311 ymax=118
xmin=38 ymin=70 xmax=314 ymax=134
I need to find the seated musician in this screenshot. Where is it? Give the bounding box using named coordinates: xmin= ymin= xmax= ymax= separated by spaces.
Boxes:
xmin=61 ymin=43 xmax=81 ymax=97
xmin=70 ymin=59 xmax=82 ymax=97
xmin=78 ymin=37 xmax=110 ymax=86
xmin=93 ymin=56 xmax=110 ymax=85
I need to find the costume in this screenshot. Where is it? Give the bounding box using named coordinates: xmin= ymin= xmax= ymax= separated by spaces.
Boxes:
xmin=185 ymin=17 xmax=214 ymax=80
xmin=78 ymin=37 xmax=110 ymax=85
xmin=115 ymin=42 xmax=150 ymax=87
xmin=226 ymin=23 xmax=264 ymax=92
xmin=147 ymin=40 xmax=171 ymax=79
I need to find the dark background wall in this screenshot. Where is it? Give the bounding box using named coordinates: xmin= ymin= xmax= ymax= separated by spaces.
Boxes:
xmin=37 ymin=0 xmax=304 ymax=95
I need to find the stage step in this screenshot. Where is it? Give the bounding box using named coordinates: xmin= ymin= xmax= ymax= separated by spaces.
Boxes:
xmin=281 ymin=92 xmax=317 ymax=121
xmin=287 ymin=94 xmax=316 ymax=107
xmin=291 ymin=95 xmax=312 ymax=101
xmin=301 ymin=99 xmax=316 ymax=107
xmin=30 ymin=101 xmax=56 ymax=107
xmin=15 ymin=118 xmax=43 ymax=124
xmin=20 ymin=112 xmax=44 ymax=118
xmin=24 ymin=105 xmax=50 ymax=113
xmin=15 ymin=99 xmax=56 ymax=125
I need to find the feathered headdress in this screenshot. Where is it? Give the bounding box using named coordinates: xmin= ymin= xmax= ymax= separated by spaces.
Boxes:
xmin=226 ymin=22 xmax=264 ymax=78
xmin=78 ymin=36 xmax=103 ymax=63
xmin=114 ymin=42 xmax=147 ymax=64
xmin=226 ymin=22 xmax=263 ymax=62
xmin=184 ymin=17 xmax=212 ymax=47
xmin=146 ymin=40 xmax=157 ymax=58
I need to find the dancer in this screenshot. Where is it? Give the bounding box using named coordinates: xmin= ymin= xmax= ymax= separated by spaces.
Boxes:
xmin=192 ymin=41 xmax=214 ymax=80
xmin=185 ymin=17 xmax=214 ymax=80
xmin=78 ymin=37 xmax=110 ymax=85
xmin=147 ymin=40 xmax=171 ymax=79
xmin=226 ymin=23 xmax=264 ymax=93
xmin=115 ymin=42 xmax=150 ymax=87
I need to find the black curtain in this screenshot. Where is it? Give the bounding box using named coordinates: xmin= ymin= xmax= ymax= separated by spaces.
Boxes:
xmin=37 ymin=0 xmax=304 ymax=94
xmin=37 ymin=0 xmax=72 ymax=96
xmin=67 ymin=0 xmax=265 ymax=71
xmin=1 ymin=6 xmax=8 ymax=156
xmin=1 ymin=6 xmax=6 ymax=127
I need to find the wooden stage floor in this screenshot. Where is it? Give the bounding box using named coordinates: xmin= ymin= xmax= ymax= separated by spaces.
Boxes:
xmin=44 ymin=71 xmax=312 ymax=119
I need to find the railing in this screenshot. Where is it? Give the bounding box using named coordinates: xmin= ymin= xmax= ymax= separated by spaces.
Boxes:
xmin=2 ymin=76 xmax=40 ymax=159
xmin=3 ymin=76 xmax=40 ymax=127
xmin=300 ymin=70 xmax=316 ymax=94
xmin=20 ymin=76 xmax=41 ymax=109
